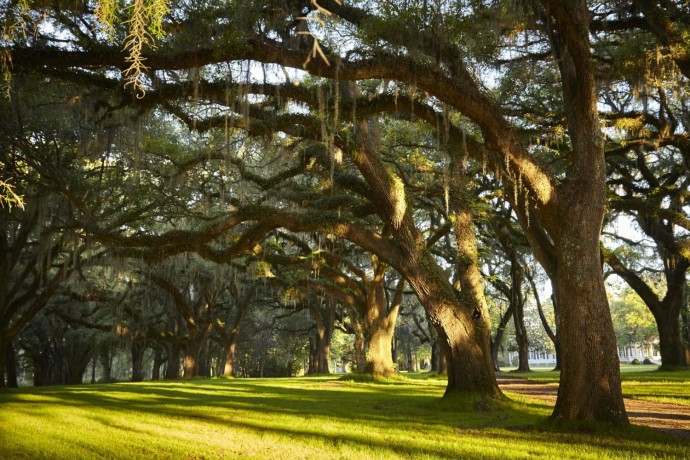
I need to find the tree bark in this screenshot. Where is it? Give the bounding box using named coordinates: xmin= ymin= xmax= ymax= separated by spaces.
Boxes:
xmin=363 ymin=318 xmax=396 ymax=375
xmin=198 ymin=341 xmax=211 ymax=377
xmin=66 ymin=357 xmax=89 ymax=385
xmin=362 ymin=277 xmax=402 ymax=377
xmin=530 ymin=0 xmax=627 ymax=423
xmin=223 ymin=300 xmax=248 ymax=377
xmin=491 ymin=304 xmax=514 ymax=372
xmin=33 ymin=353 xmax=49 ymax=386
xmin=656 ymin=291 xmax=686 ymax=368
xmin=529 ymin=273 xmax=560 ymax=371
xmin=552 ymin=293 xmax=562 ymax=371
xmin=350 ymin=119 xmax=500 ymax=399
xmin=223 ymin=340 xmax=238 ymax=377
xmin=99 ymin=347 xmax=113 ymax=383
xmin=511 ymin=271 xmax=530 ymax=373
xmin=309 ymin=302 xmax=335 ymax=374
xmin=183 ymin=352 xmax=197 ymax=378
xmin=131 ymin=341 xmax=145 ymax=382
xmin=657 ymin=260 xmax=687 ymax=368
xmin=605 ymin=248 xmax=688 ymax=368
xmin=322 ymin=302 xmax=335 ymax=373
xmin=151 ymin=350 xmax=165 ymax=380
xmin=438 ymin=347 xmax=448 ymax=376
xmin=431 ymin=340 xmax=439 ymax=372
xmin=0 ymin=348 xmax=5 ymax=388
xmin=351 ymin=314 xmax=366 ymax=372
xmin=308 ymin=337 xmax=316 ymax=374
xmin=4 ymin=340 xmax=18 ymax=388
xmin=402 ymin=251 xmax=501 ymax=398
xmin=681 ymin=298 xmax=690 ymax=364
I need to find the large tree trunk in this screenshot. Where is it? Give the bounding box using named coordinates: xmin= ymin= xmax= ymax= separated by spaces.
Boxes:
xmin=182 ymin=323 xmax=213 ymax=378
xmin=151 ymin=350 xmax=165 ymax=380
xmin=321 ymin=303 xmax=335 ymax=374
xmin=438 ymin=347 xmax=448 ymax=376
xmin=100 ymin=348 xmax=113 ymax=382
xmin=91 ymin=357 xmax=97 ymax=384
xmin=316 ymin=335 xmax=329 ymax=374
xmin=681 ymin=298 xmax=690 ymax=364
xmin=351 ymin=315 xmax=366 ymax=372
xmin=165 ymin=344 xmax=181 ymax=379
xmin=551 ymin=238 xmax=625 ymax=421
xmin=0 ymin=347 xmax=5 ymax=388
xmin=33 ymin=346 xmax=54 ymax=386
xmin=364 ymin=322 xmax=396 ymax=376
xmin=512 ymin=295 xmax=530 ymax=372
xmin=403 ymin=251 xmax=500 ymax=398
xmin=65 ymin=338 xmax=94 ymax=385
xmin=431 ymin=340 xmax=439 ymax=372
xmin=310 ymin=303 xmax=335 ymax=374
xmin=547 ymin=100 xmax=625 ymax=420
xmin=407 ymin=348 xmax=415 ymax=372
xmin=362 ymin=277 xmax=402 ymax=377
xmin=4 ymin=339 xmax=18 ymax=387
xmin=183 ymin=352 xmax=197 ymax=377
xmin=53 ymin=338 xmax=65 ymax=385
xmin=197 ymin=341 xmax=211 ymax=377
xmin=131 ymin=341 xmax=145 ymax=382
xmin=182 ymin=341 xmax=203 ymax=378
xmin=509 ymin=260 xmax=530 ymax=373
xmin=607 ymin=245 xmax=688 ymax=369
xmin=66 ymin=363 xmax=87 ymax=385
xmin=223 ymin=335 xmax=239 ymax=377
xmin=657 ymin=263 xmax=688 ymax=368
xmin=352 ymin=119 xmax=500 ymax=399
xmin=491 ymin=304 xmax=514 ymax=372
xmin=308 ymin=337 xmax=317 ymax=374
xmin=655 ymin=292 xmax=686 ymax=368
xmin=66 ymin=355 xmax=89 ymax=385
xmin=223 ymin=307 xmax=245 ymax=377
xmin=33 ymin=356 xmax=46 ymax=386
xmin=529 ymin=0 xmax=627 ymax=423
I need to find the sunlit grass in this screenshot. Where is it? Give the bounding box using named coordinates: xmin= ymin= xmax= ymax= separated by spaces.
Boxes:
xmin=503 ymin=365 xmax=690 ymax=407
xmin=0 ymin=375 xmax=687 ymax=459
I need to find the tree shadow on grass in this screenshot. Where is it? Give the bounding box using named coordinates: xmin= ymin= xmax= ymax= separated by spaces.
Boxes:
xmin=1 ymin=377 xmax=688 ymax=458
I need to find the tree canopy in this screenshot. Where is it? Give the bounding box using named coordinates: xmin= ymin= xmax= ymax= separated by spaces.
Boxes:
xmin=1 ymin=0 xmax=689 ymax=425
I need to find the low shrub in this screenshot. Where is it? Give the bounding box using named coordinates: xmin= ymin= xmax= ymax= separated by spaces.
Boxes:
xmin=631 ymin=358 xmax=641 ymax=365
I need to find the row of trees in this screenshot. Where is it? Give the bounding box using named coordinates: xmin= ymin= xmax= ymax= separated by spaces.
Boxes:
xmin=1 ymin=0 xmax=689 ymax=424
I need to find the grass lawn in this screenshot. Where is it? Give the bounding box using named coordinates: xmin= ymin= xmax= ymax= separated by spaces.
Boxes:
xmin=504 ymin=365 xmax=690 ymax=407
xmin=1 ymin=374 xmax=688 ymax=459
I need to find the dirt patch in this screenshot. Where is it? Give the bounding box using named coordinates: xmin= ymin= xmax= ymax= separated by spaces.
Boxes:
xmin=497 ymin=376 xmax=690 ymax=441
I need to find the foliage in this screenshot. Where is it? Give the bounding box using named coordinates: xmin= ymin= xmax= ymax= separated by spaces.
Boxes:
xmin=96 ymin=0 xmax=171 ymax=96
xmin=1 ymin=0 xmax=688 ymax=426
xmin=0 ymin=179 xmax=24 ymax=210
xmin=610 ymin=288 xmax=658 ymax=348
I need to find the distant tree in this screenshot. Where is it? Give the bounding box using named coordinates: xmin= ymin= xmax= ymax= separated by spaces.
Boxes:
xmin=610 ymin=286 xmax=659 ymax=355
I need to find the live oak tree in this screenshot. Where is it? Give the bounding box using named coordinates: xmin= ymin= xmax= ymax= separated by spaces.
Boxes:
xmin=264 ymin=231 xmax=406 ymax=377
xmin=0 ymin=80 xmax=93 ymax=386
xmin=609 ymin=285 xmax=659 ymax=359
xmin=6 ymin=0 xmax=688 ymax=422
xmin=485 ymin=211 xmax=531 ymax=373
xmin=215 ymin=265 xmax=257 ymax=377
xmin=600 ymin=79 xmax=690 ymax=368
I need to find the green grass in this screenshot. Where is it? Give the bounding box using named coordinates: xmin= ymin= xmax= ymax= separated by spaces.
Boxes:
xmin=503 ymin=365 xmax=690 ymax=407
xmin=1 ymin=375 xmax=688 ymax=459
